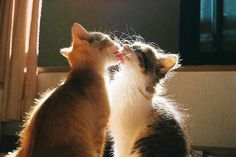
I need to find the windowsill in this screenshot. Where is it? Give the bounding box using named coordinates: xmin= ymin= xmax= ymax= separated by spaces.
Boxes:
xmin=179 ymin=65 xmax=236 ymax=71
xmin=38 ymin=67 xmax=70 ymax=73
xmin=191 ymin=145 xmax=236 ymax=156
xmin=38 ymin=65 xmax=236 ymax=73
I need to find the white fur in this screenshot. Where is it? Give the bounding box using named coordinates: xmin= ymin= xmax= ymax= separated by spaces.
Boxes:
xmin=108 ymin=57 xmax=154 ymax=157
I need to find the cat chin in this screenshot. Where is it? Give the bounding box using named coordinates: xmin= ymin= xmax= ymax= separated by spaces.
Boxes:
xmin=105 ymin=60 xmax=120 ymax=68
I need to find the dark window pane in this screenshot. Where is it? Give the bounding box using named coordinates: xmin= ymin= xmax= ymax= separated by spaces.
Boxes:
xmin=223 ymin=0 xmax=236 ymax=51
xmin=200 ymin=0 xmax=216 ymax=52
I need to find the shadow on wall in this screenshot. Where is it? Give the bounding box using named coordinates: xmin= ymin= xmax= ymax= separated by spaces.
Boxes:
xmin=39 ymin=0 xmax=180 ymax=67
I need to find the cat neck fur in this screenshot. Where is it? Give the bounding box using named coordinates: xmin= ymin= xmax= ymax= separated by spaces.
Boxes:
xmin=108 ymin=63 xmax=156 ymax=157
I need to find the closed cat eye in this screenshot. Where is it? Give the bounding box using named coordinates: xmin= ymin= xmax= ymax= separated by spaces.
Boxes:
xmin=130 ymin=46 xmax=142 ymax=53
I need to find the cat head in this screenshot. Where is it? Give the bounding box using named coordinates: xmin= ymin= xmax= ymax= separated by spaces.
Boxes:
xmin=123 ymin=42 xmax=179 ymax=75
xmin=60 ymin=23 xmax=120 ymax=68
xmin=119 ymin=42 xmax=180 ymax=92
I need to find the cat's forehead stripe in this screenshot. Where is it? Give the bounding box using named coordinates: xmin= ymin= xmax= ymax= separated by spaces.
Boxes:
xmin=130 ymin=45 xmax=156 ymax=73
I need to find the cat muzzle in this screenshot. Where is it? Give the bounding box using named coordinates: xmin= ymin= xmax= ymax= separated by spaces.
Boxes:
xmin=114 ymin=50 xmax=125 ymax=64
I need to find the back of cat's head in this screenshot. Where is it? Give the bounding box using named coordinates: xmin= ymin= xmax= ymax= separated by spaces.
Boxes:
xmin=60 ymin=23 xmax=120 ymax=69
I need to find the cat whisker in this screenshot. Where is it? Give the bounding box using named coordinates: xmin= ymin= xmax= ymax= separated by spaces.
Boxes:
xmin=119 ymin=32 xmax=133 ymax=41
xmin=126 ymin=24 xmax=132 ymax=37
xmin=129 ymin=27 xmax=137 ymax=35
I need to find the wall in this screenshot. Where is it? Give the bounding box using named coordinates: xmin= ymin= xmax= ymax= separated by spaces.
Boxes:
xmin=37 ymin=71 xmax=236 ymax=148
xmin=166 ymin=71 xmax=236 ymax=147
xmin=39 ymin=0 xmax=179 ymax=66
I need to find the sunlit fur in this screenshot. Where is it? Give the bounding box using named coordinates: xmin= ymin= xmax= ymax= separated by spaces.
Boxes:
xmin=6 ymin=23 xmax=120 ymax=157
xmin=108 ymin=41 xmax=189 ymax=157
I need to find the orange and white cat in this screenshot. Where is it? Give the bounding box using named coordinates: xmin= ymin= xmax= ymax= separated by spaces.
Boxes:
xmin=6 ymin=23 xmax=120 ymax=157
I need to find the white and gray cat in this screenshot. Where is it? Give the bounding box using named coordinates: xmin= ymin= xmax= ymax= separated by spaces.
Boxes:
xmin=105 ymin=41 xmax=189 ymax=157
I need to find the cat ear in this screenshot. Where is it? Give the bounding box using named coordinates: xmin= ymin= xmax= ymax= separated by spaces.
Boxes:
xmin=60 ymin=47 xmax=72 ymax=58
xmin=156 ymin=54 xmax=179 ymax=74
xmin=71 ymin=23 xmax=88 ymax=41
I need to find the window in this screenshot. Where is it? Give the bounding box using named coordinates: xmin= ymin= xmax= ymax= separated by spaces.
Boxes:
xmin=180 ymin=0 xmax=236 ymax=65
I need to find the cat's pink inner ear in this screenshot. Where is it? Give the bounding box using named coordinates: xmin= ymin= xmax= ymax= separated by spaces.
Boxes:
xmin=60 ymin=47 xmax=72 ymax=58
xmin=71 ymin=23 xmax=88 ymax=41
xmin=156 ymin=56 xmax=177 ymax=74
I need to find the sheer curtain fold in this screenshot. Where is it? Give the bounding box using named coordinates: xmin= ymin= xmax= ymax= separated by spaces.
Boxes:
xmin=0 ymin=0 xmax=42 ymax=121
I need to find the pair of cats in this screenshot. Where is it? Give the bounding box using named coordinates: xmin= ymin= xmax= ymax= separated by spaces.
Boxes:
xmin=6 ymin=23 xmax=189 ymax=157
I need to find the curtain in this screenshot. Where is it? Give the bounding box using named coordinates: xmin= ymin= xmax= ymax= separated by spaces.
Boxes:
xmin=0 ymin=0 xmax=42 ymax=121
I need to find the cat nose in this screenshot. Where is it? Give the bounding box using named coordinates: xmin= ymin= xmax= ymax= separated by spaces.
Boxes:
xmin=114 ymin=50 xmax=125 ymax=64
xmin=123 ymin=44 xmax=130 ymax=51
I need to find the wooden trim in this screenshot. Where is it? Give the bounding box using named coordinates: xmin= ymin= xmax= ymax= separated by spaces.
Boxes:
xmin=38 ymin=65 xmax=236 ymax=73
xmin=179 ymin=65 xmax=236 ymax=72
xmin=38 ymin=67 xmax=70 ymax=73
xmin=191 ymin=145 xmax=236 ymax=156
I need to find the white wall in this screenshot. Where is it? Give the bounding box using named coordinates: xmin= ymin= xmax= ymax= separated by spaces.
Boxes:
xmin=37 ymin=71 xmax=236 ymax=148
xmin=166 ymin=71 xmax=236 ymax=148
